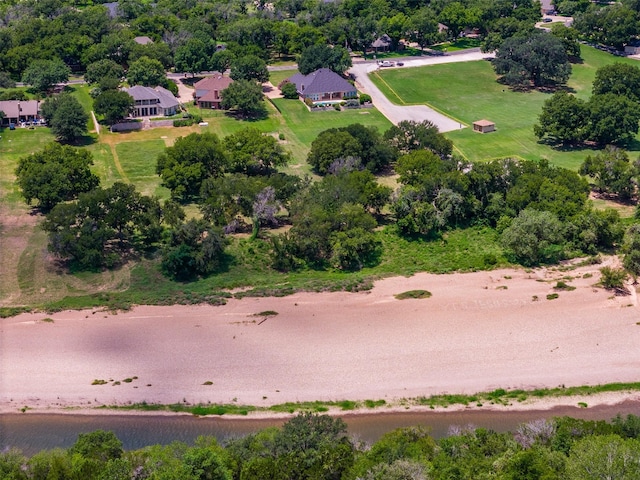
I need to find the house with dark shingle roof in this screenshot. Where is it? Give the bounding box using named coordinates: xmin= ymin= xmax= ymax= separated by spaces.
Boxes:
xmin=193 ymin=74 xmax=233 ymax=109
xmin=124 ymin=86 xmax=180 ymax=117
xmin=286 ymin=68 xmax=357 ymax=104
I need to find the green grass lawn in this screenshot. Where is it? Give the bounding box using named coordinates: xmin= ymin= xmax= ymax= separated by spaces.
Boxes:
xmin=269 ymin=68 xmax=297 ymax=87
xmin=371 ymin=45 xmax=640 ymax=170
xmin=115 ymin=139 xmax=170 ymax=198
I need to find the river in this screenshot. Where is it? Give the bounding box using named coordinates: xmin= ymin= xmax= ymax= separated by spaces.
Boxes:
xmin=2 ymin=401 xmax=640 ymax=455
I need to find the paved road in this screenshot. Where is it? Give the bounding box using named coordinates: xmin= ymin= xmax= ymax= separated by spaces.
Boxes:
xmin=348 ymin=50 xmax=494 ymax=132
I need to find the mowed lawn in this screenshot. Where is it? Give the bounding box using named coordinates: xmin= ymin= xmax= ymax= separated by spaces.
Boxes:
xmin=115 ymin=139 xmax=170 ymax=198
xmin=372 ymin=45 xmax=640 ymax=170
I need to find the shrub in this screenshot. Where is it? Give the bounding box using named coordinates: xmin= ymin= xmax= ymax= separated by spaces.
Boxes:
xmin=278 ymin=132 xmax=285 ymax=140
xmin=599 ymin=266 xmax=627 ymax=291
xmin=280 ymin=81 xmax=298 ymax=99
xmin=333 ymin=103 xmax=341 ymax=111
xmin=359 ymin=93 xmax=371 ymax=104
xmin=304 ymin=97 xmax=314 ymax=108
xmin=395 ymin=290 xmax=432 ymax=300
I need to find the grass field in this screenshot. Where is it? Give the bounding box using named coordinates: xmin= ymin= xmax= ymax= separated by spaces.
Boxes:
xmin=371 ymin=45 xmax=640 ymax=170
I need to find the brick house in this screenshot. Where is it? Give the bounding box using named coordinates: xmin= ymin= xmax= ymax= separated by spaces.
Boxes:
xmin=193 ymin=74 xmax=234 ymax=109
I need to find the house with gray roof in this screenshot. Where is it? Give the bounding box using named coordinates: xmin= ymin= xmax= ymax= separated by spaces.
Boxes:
xmin=0 ymin=100 xmax=42 ymax=126
xmin=286 ymin=68 xmax=357 ymax=104
xmin=124 ymin=86 xmax=180 ymax=117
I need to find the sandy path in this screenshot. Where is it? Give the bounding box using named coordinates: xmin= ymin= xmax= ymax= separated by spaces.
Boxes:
xmin=2 ymin=260 xmax=640 ymax=413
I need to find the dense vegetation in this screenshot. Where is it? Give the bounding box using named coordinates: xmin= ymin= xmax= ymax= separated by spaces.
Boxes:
xmin=5 ymin=413 xmax=640 ymax=479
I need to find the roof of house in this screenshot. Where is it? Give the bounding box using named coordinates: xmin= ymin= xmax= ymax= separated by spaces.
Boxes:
xmin=194 ymin=75 xmax=233 ymax=101
xmin=0 ymin=100 xmax=40 ymax=118
xmin=372 ymin=34 xmax=392 ymax=48
xmin=125 ymin=86 xmax=180 ymax=109
xmin=134 ymin=36 xmax=154 ymax=45
xmin=286 ymin=68 xmax=355 ymax=96
xmin=473 ymin=119 xmax=495 ymax=127
xmin=103 ymin=2 xmax=119 ymax=18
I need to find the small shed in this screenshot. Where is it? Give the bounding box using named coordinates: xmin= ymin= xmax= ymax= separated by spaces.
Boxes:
xmin=473 ymin=119 xmax=495 ymax=133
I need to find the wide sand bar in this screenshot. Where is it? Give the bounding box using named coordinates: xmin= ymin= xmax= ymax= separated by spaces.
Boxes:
xmin=2 ymin=261 xmax=640 ymax=413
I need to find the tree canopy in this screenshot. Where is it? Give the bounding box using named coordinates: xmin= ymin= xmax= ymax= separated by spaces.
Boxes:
xmin=220 ymin=79 xmax=267 ymax=118
xmin=297 ymin=44 xmax=352 ymax=75
xmin=493 ymin=32 xmax=571 ymax=89
xmin=156 ymin=132 xmax=228 ymax=201
xmin=21 ymin=58 xmax=70 ymax=92
xmin=93 ymin=89 xmax=134 ymax=125
xmin=40 ymin=93 xmax=89 ymax=143
xmin=15 ymin=143 xmax=99 ymax=212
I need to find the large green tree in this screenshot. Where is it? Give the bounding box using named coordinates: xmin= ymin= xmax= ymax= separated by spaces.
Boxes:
xmin=580 ymin=146 xmax=638 ymax=201
xmin=223 ymin=127 xmax=291 ymax=174
xmin=297 ymin=44 xmax=352 ymax=75
xmin=501 ymin=209 xmax=565 ymax=266
xmin=161 ymin=219 xmax=228 ymax=281
xmin=21 ymin=58 xmax=70 ymax=92
xmin=84 ymin=59 xmax=124 ymax=89
xmin=220 ymin=79 xmax=266 ymax=118
xmin=156 ymin=132 xmax=228 ymax=201
xmin=592 ymin=62 xmax=640 ymax=103
xmin=126 ymin=55 xmax=166 ymax=86
xmin=493 ymin=32 xmax=571 ymax=88
xmin=15 ymin=142 xmax=99 ymax=211
xmin=229 ymin=54 xmax=269 ymax=82
xmin=384 ymin=120 xmax=453 ymax=157
xmin=174 ymin=38 xmax=210 ymax=76
xmin=42 ymin=183 xmax=162 ymax=270
xmin=40 ymin=93 xmax=89 ymax=143
xmin=534 ymin=91 xmax=588 ymax=145
xmin=587 ymin=93 xmax=640 ymax=146
xmin=93 ymin=90 xmax=134 ymax=125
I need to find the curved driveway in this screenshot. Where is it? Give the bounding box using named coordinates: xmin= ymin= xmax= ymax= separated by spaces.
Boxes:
xmin=348 ymin=50 xmax=494 ymax=132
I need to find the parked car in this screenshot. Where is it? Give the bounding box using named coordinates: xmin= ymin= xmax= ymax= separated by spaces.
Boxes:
xmin=397 ymin=62 xmax=404 ymax=66
xmin=379 ymin=60 xmax=394 ymax=67
xmin=543 ymin=17 xmax=552 ymax=22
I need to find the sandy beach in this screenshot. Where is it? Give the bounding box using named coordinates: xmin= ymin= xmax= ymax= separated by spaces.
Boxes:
xmin=2 ymin=259 xmax=640 ymax=415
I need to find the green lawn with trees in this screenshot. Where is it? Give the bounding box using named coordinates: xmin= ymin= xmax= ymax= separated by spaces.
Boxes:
xmin=371 ymin=45 xmax=640 ymax=170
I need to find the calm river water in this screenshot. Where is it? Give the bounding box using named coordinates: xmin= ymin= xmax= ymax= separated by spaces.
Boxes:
xmin=2 ymin=401 xmax=640 ymax=455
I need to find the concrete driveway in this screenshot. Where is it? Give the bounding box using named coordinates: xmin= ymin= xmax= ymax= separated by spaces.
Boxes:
xmin=348 ymin=50 xmax=494 ymax=132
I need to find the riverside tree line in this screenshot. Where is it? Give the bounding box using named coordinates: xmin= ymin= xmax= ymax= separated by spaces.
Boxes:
xmin=4 ymin=412 xmax=640 ymax=479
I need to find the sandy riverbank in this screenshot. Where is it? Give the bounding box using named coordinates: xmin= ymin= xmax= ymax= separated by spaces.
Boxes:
xmin=2 ymin=259 xmax=640 ymax=416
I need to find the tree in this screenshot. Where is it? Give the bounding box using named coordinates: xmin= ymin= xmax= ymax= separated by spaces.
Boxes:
xmin=127 ymin=55 xmax=166 ymax=86
xmin=592 ymin=63 xmax=640 ymax=103
xmin=210 ymin=49 xmax=235 ymax=73
xmin=534 ymin=91 xmax=588 ymax=145
xmin=156 ymin=132 xmax=228 ymax=201
xmin=40 ymin=93 xmax=88 ymax=143
xmin=93 ymin=89 xmax=134 ymax=125
xmin=174 ymin=38 xmax=210 ymax=76
xmin=15 ymin=142 xmax=99 ymax=211
xmin=408 ymin=8 xmax=441 ymax=51
xmin=280 ymin=81 xmax=298 ymax=99
xmin=297 ymin=44 xmax=352 ymax=75
xmin=566 ymin=434 xmax=640 ymax=479
xmin=0 ymin=71 xmax=16 ymax=88
xmin=161 ymin=219 xmax=228 ymax=281
xmin=438 ymin=2 xmax=474 ymax=40
xmin=580 ymin=146 xmax=638 ymax=201
xmin=21 ymin=58 xmax=70 ymax=92
xmin=493 ymin=32 xmax=571 ymax=88
xmin=229 ymin=55 xmax=269 ymax=82
xmin=69 ymin=430 xmax=123 ymax=463
xmin=220 ymin=79 xmax=267 ymax=118
xmin=587 ymin=93 xmax=640 ymax=146
xmin=307 ymin=129 xmax=362 ymax=174
xmin=384 ymin=120 xmax=453 ymax=157
xmin=84 ymin=59 xmax=124 ymax=89
xmin=223 ymin=127 xmax=291 ymax=174
xmin=550 ymin=23 xmax=582 ymax=59
xmin=42 ymin=183 xmax=162 ymax=269
xmin=500 ymin=209 xmax=565 ymax=266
